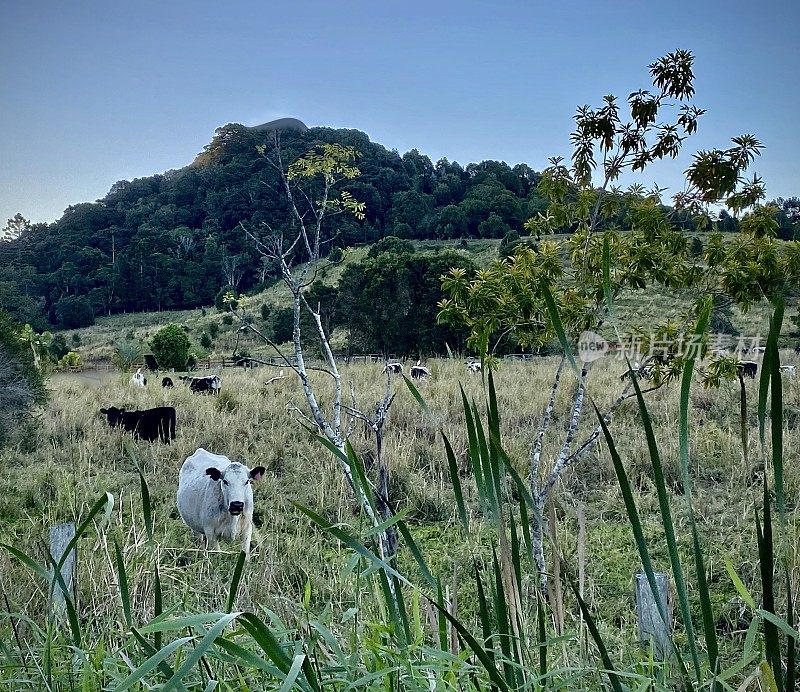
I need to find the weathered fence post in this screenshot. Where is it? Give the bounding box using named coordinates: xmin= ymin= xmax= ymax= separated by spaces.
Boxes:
xmin=49 ymin=522 xmax=76 ymax=616
xmin=635 ymin=571 xmax=672 ymax=660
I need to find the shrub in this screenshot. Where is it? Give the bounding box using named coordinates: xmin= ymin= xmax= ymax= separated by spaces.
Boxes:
xmin=0 ymin=309 xmax=46 ymax=448
xmin=112 ymin=340 xmax=144 ymax=371
xmin=214 ymin=286 xmax=238 ymax=312
xmin=221 ymin=315 xmax=233 ymax=326
xmin=71 ymin=333 xmax=81 ymax=347
xmin=149 ymin=324 xmax=191 ymax=370
xmin=260 ymin=303 xmax=271 ymax=322
xmin=271 ymin=308 xmax=294 ymax=343
xmin=48 ymin=334 xmax=70 ymax=362
xmin=200 ymin=332 xmax=213 ymax=349
xmin=208 ymin=322 xmax=220 ymax=338
xmin=53 ymin=295 xmax=95 ymax=328
xmin=57 ymin=351 xmax=81 ymax=369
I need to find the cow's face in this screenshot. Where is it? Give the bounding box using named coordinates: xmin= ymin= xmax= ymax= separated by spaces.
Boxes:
xmin=205 ymin=462 xmax=265 ymax=515
xmin=100 ymin=407 xmax=126 ymax=427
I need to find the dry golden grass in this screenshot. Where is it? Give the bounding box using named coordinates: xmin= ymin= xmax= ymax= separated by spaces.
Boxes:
xmin=1 ymin=353 xmax=798 ymax=667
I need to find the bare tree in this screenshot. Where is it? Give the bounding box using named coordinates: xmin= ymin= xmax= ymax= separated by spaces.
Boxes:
xmin=230 ymin=133 xmax=398 ymax=563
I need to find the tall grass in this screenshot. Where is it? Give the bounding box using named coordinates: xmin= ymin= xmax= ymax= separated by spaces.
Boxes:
xmin=1 ymin=335 xmax=798 ymax=687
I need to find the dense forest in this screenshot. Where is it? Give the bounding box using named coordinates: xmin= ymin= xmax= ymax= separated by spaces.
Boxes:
xmin=1 ymin=123 xmax=798 ymax=334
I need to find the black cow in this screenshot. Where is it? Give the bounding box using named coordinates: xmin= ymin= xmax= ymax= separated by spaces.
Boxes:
xmin=179 ymin=375 xmax=221 ymax=394
xmin=738 ymin=361 xmax=758 ymax=379
xmin=162 ymin=377 xmax=174 ymax=388
xmin=99 ymin=406 xmax=176 ymax=444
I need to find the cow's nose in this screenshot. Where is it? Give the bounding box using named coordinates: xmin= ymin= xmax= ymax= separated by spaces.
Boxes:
xmin=229 ymin=501 xmax=244 ymax=515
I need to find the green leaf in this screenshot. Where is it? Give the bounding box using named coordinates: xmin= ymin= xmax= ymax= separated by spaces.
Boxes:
xmin=226 ymin=551 xmax=247 ymax=613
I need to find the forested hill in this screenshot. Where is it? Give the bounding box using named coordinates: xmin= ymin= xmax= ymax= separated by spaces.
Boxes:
xmin=1 ymin=123 xmax=798 ymax=330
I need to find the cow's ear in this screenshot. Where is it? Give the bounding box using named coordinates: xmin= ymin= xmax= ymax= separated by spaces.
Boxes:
xmin=250 ymin=466 xmax=266 ymax=481
xmin=205 ymin=467 xmax=223 ymax=481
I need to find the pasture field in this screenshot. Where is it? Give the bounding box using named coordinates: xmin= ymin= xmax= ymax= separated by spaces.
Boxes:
xmin=1 ymin=352 xmax=799 ymax=688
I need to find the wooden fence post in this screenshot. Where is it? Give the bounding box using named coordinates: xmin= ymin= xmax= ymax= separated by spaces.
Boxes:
xmin=49 ymin=522 xmax=76 ymax=616
xmin=635 ymin=571 xmax=672 ymax=660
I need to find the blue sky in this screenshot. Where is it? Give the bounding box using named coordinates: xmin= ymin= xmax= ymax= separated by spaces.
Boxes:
xmin=2 ymin=0 xmax=798 ymax=225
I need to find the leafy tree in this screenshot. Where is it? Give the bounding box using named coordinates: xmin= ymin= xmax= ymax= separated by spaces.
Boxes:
xmin=271 ymin=307 xmax=294 ymax=343
xmin=439 ymin=49 xmax=800 ymax=588
xmin=200 ymin=332 xmax=213 ymax=349
xmin=1 ymin=213 xmax=31 ymax=242
xmin=53 ymin=295 xmax=95 ymax=328
xmin=0 ymin=310 xmax=46 ymax=447
xmin=367 ymin=235 xmax=415 ymax=257
xmin=48 ymin=334 xmax=70 ymax=362
xmin=149 ymin=323 xmax=191 ymax=370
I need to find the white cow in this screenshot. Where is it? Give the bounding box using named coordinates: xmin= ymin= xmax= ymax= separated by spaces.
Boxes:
xmin=176 ymin=448 xmax=265 ymax=557
xmin=465 ymin=360 xmax=482 ymax=374
xmin=129 ymin=368 xmax=147 ymax=387
xmin=780 ymin=365 xmax=797 ymax=377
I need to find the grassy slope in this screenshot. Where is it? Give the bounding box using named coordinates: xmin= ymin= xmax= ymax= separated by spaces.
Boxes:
xmin=64 ymin=237 xmax=796 ymax=363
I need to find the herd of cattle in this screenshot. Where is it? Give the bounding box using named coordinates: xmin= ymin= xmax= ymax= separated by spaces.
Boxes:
xmin=99 ymin=350 xmax=794 ymax=557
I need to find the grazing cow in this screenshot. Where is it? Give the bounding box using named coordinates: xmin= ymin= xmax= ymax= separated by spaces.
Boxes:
xmin=99 ymin=406 xmax=176 ymax=444
xmin=162 ymin=377 xmax=174 ymax=388
xmin=780 ymin=365 xmax=797 ymax=377
xmin=129 ymin=368 xmax=147 ymax=387
xmin=410 ymin=361 xmax=429 ymax=380
xmin=176 ymin=448 xmax=265 ymax=557
xmin=179 ymin=375 xmax=221 ymax=394
xmin=751 ymin=346 xmax=766 ymax=355
xmin=382 ymin=362 xmax=403 ymax=375
xmin=465 ymin=361 xmax=482 ymax=374
xmin=738 ymin=361 xmax=758 ymax=379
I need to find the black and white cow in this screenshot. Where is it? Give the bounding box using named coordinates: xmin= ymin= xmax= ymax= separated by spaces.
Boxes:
xmin=162 ymin=377 xmax=174 ymax=388
xmin=410 ymin=361 xmax=429 ymax=380
xmin=738 ymin=361 xmax=758 ymax=379
xmin=179 ymin=375 xmax=221 ymax=395
xmin=382 ymin=362 xmax=403 ymax=375
xmin=99 ymin=406 xmax=176 ymax=444
xmin=465 ymin=361 xmax=482 ymax=374
xmin=129 ymin=368 xmax=147 ymax=387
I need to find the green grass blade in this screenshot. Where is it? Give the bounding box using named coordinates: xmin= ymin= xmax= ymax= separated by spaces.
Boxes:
xmin=461 ymin=385 xmax=487 ymax=502
xmin=226 ymin=551 xmax=247 ymax=613
xmin=787 ymin=576 xmax=796 ymax=692
xmin=536 ymin=589 xmax=547 ymax=680
xmin=563 ymin=566 xmax=624 ymax=692
xmin=436 ymin=578 xmax=448 ymax=652
xmin=758 ymin=297 xmax=783 ymax=447
xmin=161 ymin=612 xmax=239 ymax=689
xmin=429 ymin=596 xmax=510 ymax=692
xmin=676 ymin=298 xmax=718 ymax=684
xmin=114 ymin=635 xmax=193 ymax=691
xmin=130 ymin=627 xmax=178 ymax=682
xmin=628 ymin=367 xmax=698 ymax=682
xmin=756 ymin=485 xmax=783 ymax=691
xmin=113 ymin=539 xmax=132 ymax=629
xmin=490 ymin=548 xmax=513 ymax=683
xmin=153 ymin=560 xmax=163 ymax=650
xmin=540 ymin=281 xmax=579 ymax=375
xmin=402 ymin=374 xmax=431 ymax=415
xmin=292 ymin=502 xmax=408 ymax=585
xmin=724 ymin=559 xmax=756 ymax=611
xmin=214 ymin=638 xmax=283 ymax=676
xmin=767 ymin=299 xmax=785 ymax=517
xmin=394 ymin=520 xmax=436 ymax=590
xmin=278 ymin=653 xmax=307 ymax=692
xmin=474 ymin=561 xmax=495 ymax=667
xmin=442 ymin=432 xmax=469 ymax=534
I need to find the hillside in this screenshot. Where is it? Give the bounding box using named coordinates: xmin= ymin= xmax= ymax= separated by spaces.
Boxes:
xmin=3 ymin=121 xmax=798 ymax=334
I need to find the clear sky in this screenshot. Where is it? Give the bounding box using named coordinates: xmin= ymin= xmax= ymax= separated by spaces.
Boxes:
xmin=2 ymin=0 xmax=798 ymax=226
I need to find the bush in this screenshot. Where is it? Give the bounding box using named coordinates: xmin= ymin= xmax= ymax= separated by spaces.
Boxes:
xmin=221 ymin=315 xmax=233 ymax=326
xmin=271 ymin=308 xmax=294 ymax=343
xmin=71 ymin=333 xmax=81 ymax=347
xmin=112 ymin=340 xmax=144 ymax=371
xmin=214 ymin=286 xmax=238 ymax=312
xmin=0 ymin=309 xmax=46 ymax=448
xmin=53 ymin=295 xmax=95 ymax=328
xmin=200 ymin=332 xmax=213 ymax=349
xmin=260 ymin=303 xmax=271 ymax=322
xmin=149 ymin=324 xmax=191 ymax=370
xmin=48 ymin=334 xmax=69 ymax=362
xmin=208 ymin=322 xmax=220 ymax=338
xmin=328 ymin=246 xmax=343 ymax=263
xmin=57 ymin=351 xmax=81 ymax=369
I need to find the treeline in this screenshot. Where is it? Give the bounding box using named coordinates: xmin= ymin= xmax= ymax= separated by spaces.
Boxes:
xmin=0 ymin=123 xmax=798 ymax=330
